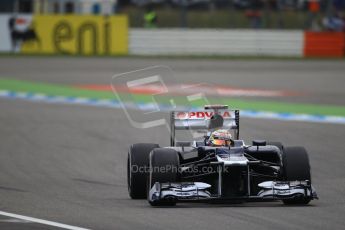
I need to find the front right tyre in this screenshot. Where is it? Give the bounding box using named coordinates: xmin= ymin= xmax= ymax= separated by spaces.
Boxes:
xmin=127 ymin=143 xmax=159 ymax=199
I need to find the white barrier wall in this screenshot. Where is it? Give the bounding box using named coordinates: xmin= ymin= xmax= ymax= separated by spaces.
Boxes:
xmin=130 ymin=29 xmax=304 ymax=56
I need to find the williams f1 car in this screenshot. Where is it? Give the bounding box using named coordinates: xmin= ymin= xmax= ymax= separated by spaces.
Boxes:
xmin=127 ymin=105 xmax=318 ymax=206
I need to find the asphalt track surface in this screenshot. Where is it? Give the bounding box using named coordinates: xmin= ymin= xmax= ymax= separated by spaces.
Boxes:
xmin=0 ymin=57 xmax=345 ymax=230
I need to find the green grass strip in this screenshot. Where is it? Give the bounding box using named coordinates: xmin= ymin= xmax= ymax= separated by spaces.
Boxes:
xmin=1 ymin=77 xmax=345 ymax=117
xmin=0 ymin=78 xmax=114 ymax=99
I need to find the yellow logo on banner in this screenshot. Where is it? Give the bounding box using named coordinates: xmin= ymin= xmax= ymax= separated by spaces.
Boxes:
xmin=21 ymin=15 xmax=128 ymax=55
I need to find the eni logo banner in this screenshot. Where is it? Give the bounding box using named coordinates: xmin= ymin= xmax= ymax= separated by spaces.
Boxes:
xmin=21 ymin=15 xmax=128 ymax=55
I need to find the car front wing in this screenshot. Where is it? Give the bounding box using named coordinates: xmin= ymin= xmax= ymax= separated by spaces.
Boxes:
xmin=148 ymin=181 xmax=318 ymax=203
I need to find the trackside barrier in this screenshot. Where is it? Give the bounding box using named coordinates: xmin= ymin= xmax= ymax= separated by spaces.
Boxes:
xmin=22 ymin=15 xmax=128 ymax=55
xmin=304 ymin=32 xmax=345 ymax=57
xmin=130 ymin=29 xmax=345 ymax=58
xmin=129 ymin=29 xmax=304 ymax=57
xmin=1 ymin=17 xmax=344 ymax=58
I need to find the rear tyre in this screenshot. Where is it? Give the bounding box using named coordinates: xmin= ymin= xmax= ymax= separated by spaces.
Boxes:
xmin=148 ymin=148 xmax=180 ymax=206
xmin=281 ymin=146 xmax=311 ymax=205
xmin=128 ymin=143 xmax=159 ymax=199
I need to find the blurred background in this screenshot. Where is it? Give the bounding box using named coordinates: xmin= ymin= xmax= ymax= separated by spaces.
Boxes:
xmin=1 ymin=0 xmax=345 ymax=29
xmin=0 ymin=0 xmax=344 ymax=57
xmin=0 ymin=1 xmax=345 ymax=230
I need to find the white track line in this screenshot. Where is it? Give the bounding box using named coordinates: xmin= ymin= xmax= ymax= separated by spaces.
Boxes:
xmin=0 ymin=211 xmax=91 ymax=230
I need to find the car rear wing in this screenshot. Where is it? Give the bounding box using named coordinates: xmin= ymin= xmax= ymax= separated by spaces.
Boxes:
xmin=170 ymin=106 xmax=239 ymax=146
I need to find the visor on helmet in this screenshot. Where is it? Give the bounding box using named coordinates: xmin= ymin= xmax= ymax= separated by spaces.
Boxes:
xmin=211 ymin=139 xmax=231 ymax=146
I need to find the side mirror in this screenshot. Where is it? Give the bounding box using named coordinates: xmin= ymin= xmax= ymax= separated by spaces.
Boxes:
xmin=252 ymin=140 xmax=266 ymax=146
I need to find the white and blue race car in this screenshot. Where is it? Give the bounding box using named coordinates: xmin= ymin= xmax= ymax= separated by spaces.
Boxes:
xmin=127 ymin=105 xmax=318 ymax=206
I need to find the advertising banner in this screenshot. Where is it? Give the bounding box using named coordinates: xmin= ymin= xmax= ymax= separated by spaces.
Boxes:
xmin=0 ymin=14 xmax=128 ymax=55
xmin=0 ymin=14 xmax=33 ymax=52
xmin=22 ymin=15 xmax=128 ymax=55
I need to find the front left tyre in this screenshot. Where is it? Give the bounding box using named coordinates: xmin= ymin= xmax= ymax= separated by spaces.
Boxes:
xmin=281 ymin=146 xmax=311 ymax=205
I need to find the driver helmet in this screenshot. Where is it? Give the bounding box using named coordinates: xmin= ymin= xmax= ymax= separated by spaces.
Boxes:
xmin=207 ymin=129 xmax=232 ymax=147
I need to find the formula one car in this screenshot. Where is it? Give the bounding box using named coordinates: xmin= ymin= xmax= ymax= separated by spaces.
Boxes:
xmin=127 ymin=105 xmax=318 ymax=206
